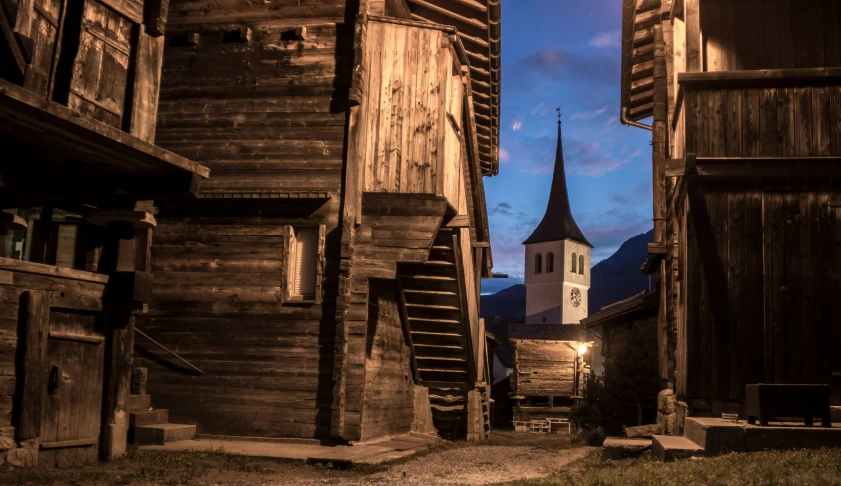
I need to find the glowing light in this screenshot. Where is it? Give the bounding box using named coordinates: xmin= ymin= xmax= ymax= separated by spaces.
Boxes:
xmin=578 ymin=344 xmax=588 ymax=355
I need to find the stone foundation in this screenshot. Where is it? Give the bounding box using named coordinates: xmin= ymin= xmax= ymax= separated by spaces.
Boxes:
xmin=466 ymin=390 xmax=485 ymax=441
xmin=411 ymin=385 xmax=438 ymax=437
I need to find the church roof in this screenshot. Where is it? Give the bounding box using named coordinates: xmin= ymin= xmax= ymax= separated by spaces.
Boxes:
xmin=523 ymin=122 xmax=592 ymax=247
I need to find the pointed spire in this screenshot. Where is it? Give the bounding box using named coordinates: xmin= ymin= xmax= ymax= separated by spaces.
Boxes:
xmin=522 ymin=120 xmax=592 ymax=247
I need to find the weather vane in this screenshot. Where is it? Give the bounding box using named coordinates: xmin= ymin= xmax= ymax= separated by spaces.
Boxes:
xmin=556 ymin=106 xmax=562 ymax=124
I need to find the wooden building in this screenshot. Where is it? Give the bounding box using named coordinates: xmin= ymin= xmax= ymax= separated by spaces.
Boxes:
xmin=133 ymin=0 xmax=502 ymax=443
xmin=508 ymin=324 xmax=593 ymax=422
xmin=0 ymin=0 xmax=208 ymax=467
xmin=581 ymin=290 xmax=657 ymax=369
xmin=620 ymin=0 xmax=841 ymax=431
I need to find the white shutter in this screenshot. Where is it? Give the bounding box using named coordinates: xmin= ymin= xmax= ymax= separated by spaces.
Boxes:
xmin=292 ymin=228 xmax=317 ymax=299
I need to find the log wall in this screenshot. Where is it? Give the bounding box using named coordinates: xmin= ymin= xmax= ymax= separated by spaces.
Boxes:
xmin=136 ymin=206 xmax=339 ymax=439
xmin=359 ymin=279 xmax=413 ymax=442
xmin=701 ymin=0 xmax=841 ymax=72
xmin=510 ymin=340 xmax=576 ymax=398
xmin=156 ymin=5 xmax=355 ymax=195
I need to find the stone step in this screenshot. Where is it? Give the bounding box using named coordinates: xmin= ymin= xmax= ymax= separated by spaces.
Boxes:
xmin=134 ymin=423 xmax=196 ymax=445
xmin=130 ymin=409 xmax=169 ymax=428
xmin=128 ymin=394 xmax=151 ymax=411
xmin=652 ymin=435 xmax=704 ymax=462
xmin=601 ymin=437 xmax=652 ymax=460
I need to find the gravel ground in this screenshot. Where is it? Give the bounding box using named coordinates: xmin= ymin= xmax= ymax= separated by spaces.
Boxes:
xmin=340 ymin=444 xmax=596 ymax=485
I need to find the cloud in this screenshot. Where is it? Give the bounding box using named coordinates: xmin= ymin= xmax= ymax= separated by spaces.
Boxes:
xmin=504 ymin=133 xmax=631 ymax=177
xmin=530 ymin=103 xmax=550 ymax=117
xmin=630 ymin=148 xmax=643 ymax=158
xmin=589 ymin=31 xmax=621 ymax=49
xmin=578 ymin=208 xmax=653 ymax=261
xmin=564 ymin=139 xmax=631 ymax=176
xmin=569 ymin=106 xmax=608 ymax=121
xmin=512 ymin=121 xmax=523 ymax=131
xmin=610 ymin=182 xmax=652 ymax=207
xmin=513 ymin=48 xmax=619 ymax=87
xmin=499 ymin=147 xmax=510 ymax=163
xmin=491 ymin=202 xmax=513 ymax=216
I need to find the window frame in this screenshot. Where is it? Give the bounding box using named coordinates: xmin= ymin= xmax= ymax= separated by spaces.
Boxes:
xmin=546 ymin=252 xmax=554 ymax=273
xmin=579 ymin=254 xmax=585 ymax=275
xmin=571 ymin=252 xmax=577 ymax=273
xmin=283 ymin=224 xmax=325 ymax=305
xmin=534 ymin=253 xmax=542 ymax=274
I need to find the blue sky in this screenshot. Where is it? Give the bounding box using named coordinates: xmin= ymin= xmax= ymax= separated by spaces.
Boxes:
xmin=486 ymin=0 xmax=654 ymax=277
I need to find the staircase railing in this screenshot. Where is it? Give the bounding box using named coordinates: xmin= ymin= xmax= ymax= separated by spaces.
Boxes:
xmin=135 ymin=327 xmax=203 ymax=375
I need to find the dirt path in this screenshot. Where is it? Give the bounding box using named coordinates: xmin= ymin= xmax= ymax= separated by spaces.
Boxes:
xmin=335 ymin=444 xmax=596 ymax=485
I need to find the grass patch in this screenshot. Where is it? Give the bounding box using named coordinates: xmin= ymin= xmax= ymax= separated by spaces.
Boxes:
xmin=502 ymin=448 xmax=841 ymax=486
xmin=0 ymin=447 xmax=315 ymax=486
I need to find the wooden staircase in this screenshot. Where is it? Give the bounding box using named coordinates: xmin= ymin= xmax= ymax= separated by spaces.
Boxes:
xmin=398 ymin=229 xmax=476 ymax=440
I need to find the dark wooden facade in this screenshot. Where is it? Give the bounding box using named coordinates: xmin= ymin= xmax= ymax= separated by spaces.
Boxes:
xmin=134 ymin=0 xmax=501 ymax=443
xmin=0 ymin=0 xmax=208 ymax=466
xmin=620 ymin=0 xmax=841 ymax=426
xmin=508 ymin=324 xmax=591 ymax=420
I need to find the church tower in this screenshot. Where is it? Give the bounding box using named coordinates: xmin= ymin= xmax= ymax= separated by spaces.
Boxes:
xmin=523 ymin=118 xmax=592 ymax=325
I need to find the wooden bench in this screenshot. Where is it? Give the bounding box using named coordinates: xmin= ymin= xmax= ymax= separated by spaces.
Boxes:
xmin=546 ymin=417 xmax=572 ymax=434
xmin=746 ymin=384 xmax=832 ymax=427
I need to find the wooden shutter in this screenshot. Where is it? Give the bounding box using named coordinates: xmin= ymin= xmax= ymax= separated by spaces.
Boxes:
xmin=23 ymin=0 xmax=65 ymax=95
xmin=67 ymin=0 xmax=132 ymax=128
xmin=293 ymin=228 xmax=317 ymax=299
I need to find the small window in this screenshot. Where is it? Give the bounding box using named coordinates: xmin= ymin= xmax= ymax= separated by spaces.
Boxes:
xmin=535 ymin=253 xmax=542 ymax=274
xmin=571 ymin=253 xmax=577 ymax=273
xmin=286 ymin=226 xmax=322 ymax=302
xmin=579 ymin=255 xmax=585 ymax=275
xmin=546 ymin=252 xmax=554 ymax=273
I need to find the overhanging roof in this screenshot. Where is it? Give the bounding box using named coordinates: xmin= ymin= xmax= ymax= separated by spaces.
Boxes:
xmin=0 ymin=79 xmax=209 ymax=207
xmin=620 ymin=0 xmax=661 ymax=122
xmin=509 ymin=324 xmax=590 ymax=342
xmin=407 ymin=0 xmax=501 ymax=176
xmin=580 ymin=289 xmax=658 ymax=329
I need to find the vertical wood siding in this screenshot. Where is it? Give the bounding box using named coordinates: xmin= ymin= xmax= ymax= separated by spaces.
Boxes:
xmin=702 ymin=0 xmax=841 ymax=71
xmin=685 ymin=87 xmax=841 ymax=158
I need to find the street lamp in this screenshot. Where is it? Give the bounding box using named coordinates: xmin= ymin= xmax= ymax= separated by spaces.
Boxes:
xmin=578 ymin=343 xmax=587 ymax=355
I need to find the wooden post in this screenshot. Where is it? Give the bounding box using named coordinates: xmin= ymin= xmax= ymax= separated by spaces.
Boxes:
xmin=685 ymin=0 xmax=702 ymax=73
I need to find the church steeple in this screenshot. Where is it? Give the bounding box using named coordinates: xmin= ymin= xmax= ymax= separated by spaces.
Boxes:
xmin=523 ymin=119 xmax=591 ymax=247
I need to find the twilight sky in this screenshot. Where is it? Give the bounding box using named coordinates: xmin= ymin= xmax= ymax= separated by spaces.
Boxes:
xmin=485 ymin=0 xmax=654 ymax=277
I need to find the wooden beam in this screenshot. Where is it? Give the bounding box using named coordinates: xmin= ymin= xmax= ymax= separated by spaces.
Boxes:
xmin=678 ymin=68 xmax=841 ymax=88
xmin=685 ymin=0 xmax=701 ymax=72
xmin=666 ymin=156 xmax=841 ymax=178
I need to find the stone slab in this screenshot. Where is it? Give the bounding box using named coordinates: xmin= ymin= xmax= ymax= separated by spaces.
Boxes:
xmin=684 ymin=417 xmax=747 ymax=454
xmin=602 ymin=437 xmax=651 ymax=460
xmin=128 ymin=394 xmax=151 ymax=411
xmin=652 ymin=435 xmax=704 ymax=462
xmin=134 ymin=423 xmax=196 ymax=445
xmin=684 ymin=417 xmax=841 ymax=454
xmin=624 ymin=424 xmax=662 ymax=438
xmin=129 ymin=409 xmax=169 ymax=428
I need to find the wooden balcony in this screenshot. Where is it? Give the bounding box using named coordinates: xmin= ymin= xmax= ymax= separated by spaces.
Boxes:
xmin=358 ymin=17 xmax=477 ymax=220
xmin=670 ymin=68 xmax=841 ymax=178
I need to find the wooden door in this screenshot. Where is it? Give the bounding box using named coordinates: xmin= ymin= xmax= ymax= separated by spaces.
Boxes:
xmin=67 ymin=0 xmax=133 ymax=128
xmin=33 ymin=292 xmax=105 ymax=467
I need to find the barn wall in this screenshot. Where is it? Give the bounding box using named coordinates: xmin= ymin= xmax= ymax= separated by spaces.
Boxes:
xmin=511 ymin=340 xmax=576 ymax=398
xmin=140 ymin=0 xmax=359 ymax=440
xmin=677 ymin=182 xmax=841 ymax=405
xmin=359 ymin=279 xmax=414 ymax=442
xmin=684 ymin=87 xmax=841 ymax=158
xmin=137 ymin=208 xmax=339 ymax=439
xmin=156 ymin=5 xmax=355 ymax=194
xmin=701 ymin=0 xmax=841 ymax=72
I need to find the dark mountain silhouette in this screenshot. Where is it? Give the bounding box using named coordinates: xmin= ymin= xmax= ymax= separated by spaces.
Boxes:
xmin=480 ymin=229 xmax=653 ymax=321
xmin=588 ymin=229 xmax=653 ymax=314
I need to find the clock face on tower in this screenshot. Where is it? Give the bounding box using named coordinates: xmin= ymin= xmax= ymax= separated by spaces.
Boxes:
xmin=570 ymin=287 xmax=581 ymax=307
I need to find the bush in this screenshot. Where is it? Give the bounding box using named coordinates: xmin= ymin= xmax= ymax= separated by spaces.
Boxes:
xmin=570 ymin=321 xmax=659 ymax=437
